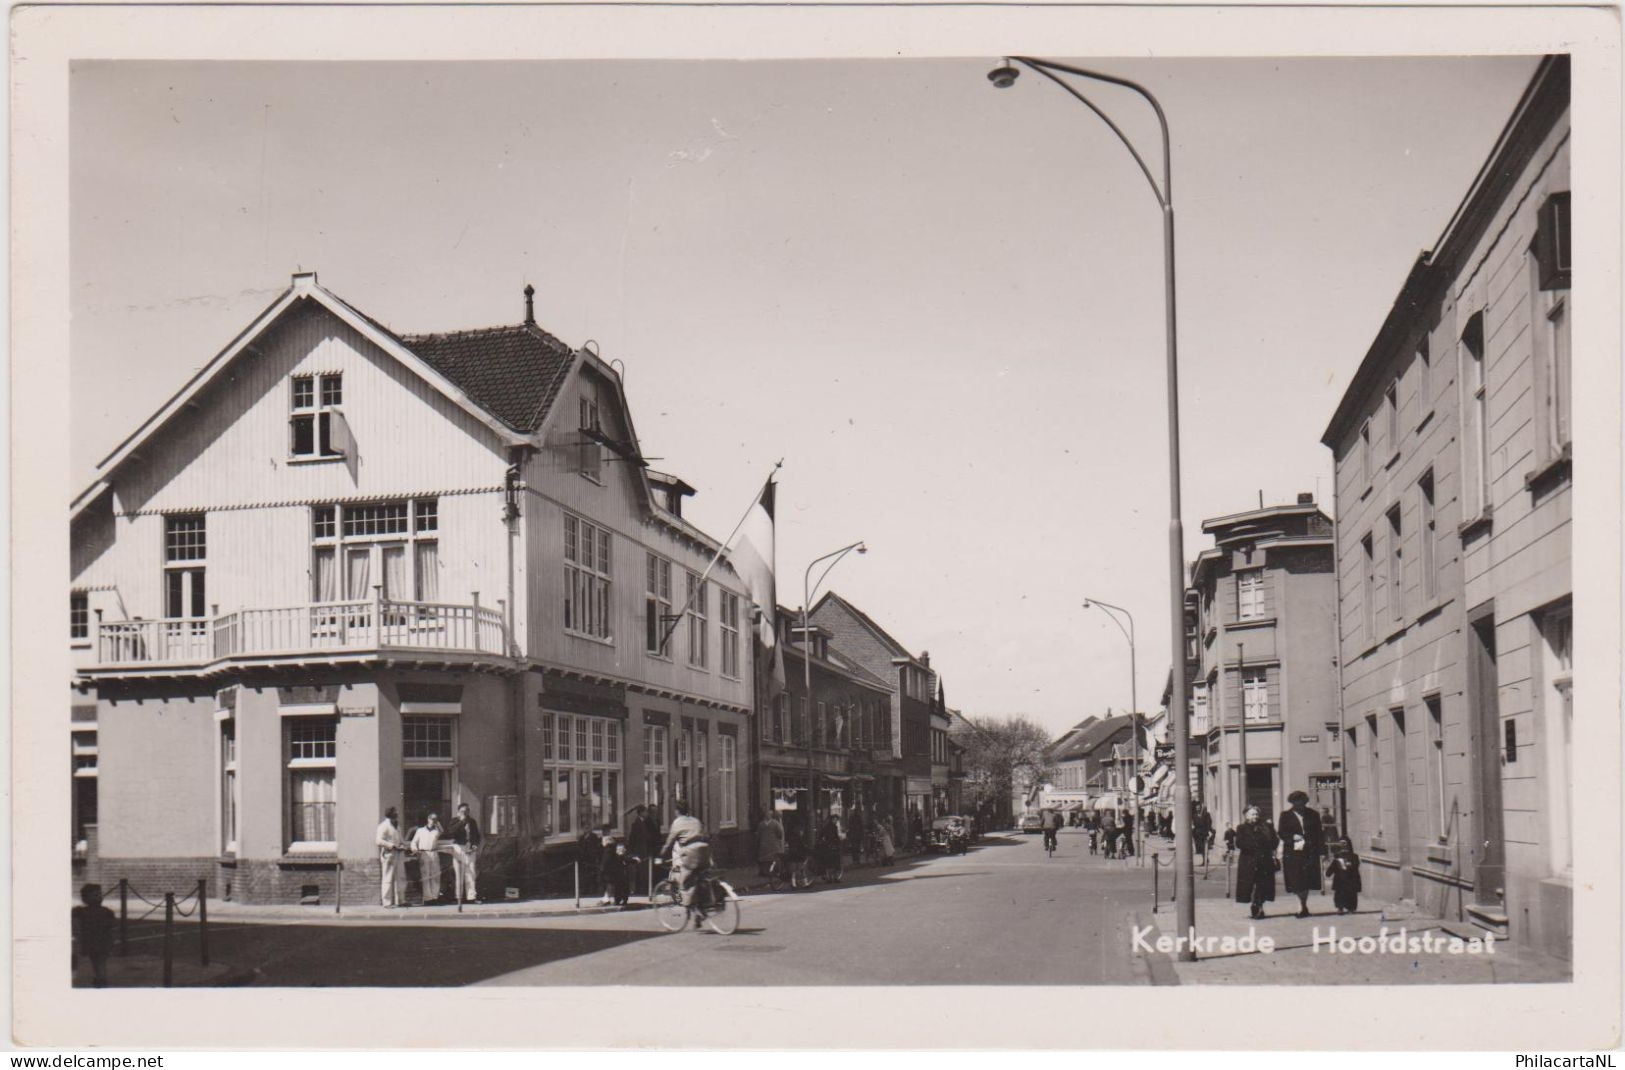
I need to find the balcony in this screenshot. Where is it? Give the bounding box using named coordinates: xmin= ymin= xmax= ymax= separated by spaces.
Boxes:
xmin=88 ymin=597 xmax=509 ymax=677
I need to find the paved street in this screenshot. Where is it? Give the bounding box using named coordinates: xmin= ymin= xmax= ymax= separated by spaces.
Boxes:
xmin=103 ymin=831 xmax=1185 ymax=987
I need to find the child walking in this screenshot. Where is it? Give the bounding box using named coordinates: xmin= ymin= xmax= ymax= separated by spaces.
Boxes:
xmin=72 ymin=883 xmax=116 ymax=988
xmin=1326 ymin=836 xmax=1363 ymax=915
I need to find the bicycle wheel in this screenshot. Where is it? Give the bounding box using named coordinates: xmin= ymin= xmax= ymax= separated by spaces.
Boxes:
xmin=791 ymin=860 xmax=812 ymax=889
xmin=831 ymin=860 xmax=845 ymax=883
xmin=705 ymin=897 xmax=741 ymax=935
xmin=765 ymin=865 xmax=786 ymax=892
xmin=651 ymin=880 xmax=688 ymax=932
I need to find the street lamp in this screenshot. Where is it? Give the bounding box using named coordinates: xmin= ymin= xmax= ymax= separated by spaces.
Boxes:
xmin=988 ymin=56 xmax=1196 ymax=959
xmin=800 ymin=541 xmax=867 ymax=843
xmin=1084 ymin=597 xmax=1142 ymax=859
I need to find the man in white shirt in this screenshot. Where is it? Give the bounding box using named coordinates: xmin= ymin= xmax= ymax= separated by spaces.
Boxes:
xmin=411 ymin=813 xmax=444 ymax=903
xmin=376 ymin=807 xmax=405 ymax=907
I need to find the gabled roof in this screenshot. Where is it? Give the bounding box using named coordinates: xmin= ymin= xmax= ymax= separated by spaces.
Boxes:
xmin=1049 ymin=713 xmax=1135 ymax=764
xmin=402 ymin=324 xmax=576 ymax=434
xmin=810 ymin=590 xmax=923 ymax=665
xmin=88 ymin=272 xmax=540 ymax=488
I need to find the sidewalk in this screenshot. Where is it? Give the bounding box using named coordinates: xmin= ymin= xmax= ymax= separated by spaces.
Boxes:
xmin=1133 ymin=891 xmax=1572 ymax=985
xmin=176 ymin=851 xmax=934 ymax=925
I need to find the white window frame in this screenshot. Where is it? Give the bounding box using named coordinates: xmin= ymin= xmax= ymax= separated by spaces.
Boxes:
xmin=1425 ymin=694 xmax=1446 ymax=845
xmin=1242 ymin=668 xmax=1269 ymax=724
xmin=220 ymin=720 xmax=239 ymax=855
xmin=1387 ymin=504 xmax=1404 ymax=625
xmin=719 ymin=590 xmax=741 ymax=678
xmin=1419 ymin=470 xmax=1438 ymax=605
xmin=1459 ymin=312 xmax=1490 ymax=520
xmin=564 ymin=515 xmax=613 ymax=642
xmin=686 ymin=571 xmax=709 ymax=669
xmin=642 ymin=723 xmax=669 ymax=829
xmin=286 ymin=718 xmax=338 ymax=854
xmin=645 ymin=553 xmax=674 ymax=658
xmin=541 ymin=712 xmax=622 ymax=840
xmin=1361 ymin=532 xmax=1377 ymax=644
xmin=1236 ymin=570 xmax=1266 ymax=621
xmin=1539 ymin=606 xmax=1573 ymax=875
xmin=578 ymin=385 xmax=603 ymax=483
xmin=163 ymin=513 xmax=208 ymax=621
xmin=1191 ymin=682 xmax=1209 ymax=735
xmin=311 ymin=499 xmax=439 ymax=608
xmin=290 ymin=372 xmax=344 ymax=459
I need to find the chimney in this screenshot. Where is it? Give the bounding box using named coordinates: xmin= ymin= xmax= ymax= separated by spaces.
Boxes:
xmin=523 ymin=284 xmax=536 ymax=327
xmin=1297 ymin=492 xmax=1314 ymax=505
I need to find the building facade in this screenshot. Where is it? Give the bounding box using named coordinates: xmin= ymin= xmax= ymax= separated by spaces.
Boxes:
xmin=70 ymin=274 xmax=754 ymax=903
xmin=757 ymin=607 xmax=896 ymax=846
xmin=1321 ymin=57 xmax=1571 ymax=956
xmin=1186 ymin=497 xmax=1340 ymax=834
xmin=809 ymin=592 xmax=940 ymax=846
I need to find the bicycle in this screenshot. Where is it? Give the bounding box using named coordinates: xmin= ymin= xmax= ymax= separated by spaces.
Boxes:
xmin=764 ymin=853 xmax=813 ymax=891
xmin=1043 ymin=828 xmax=1058 ymax=859
xmin=651 ymin=864 xmax=741 ymax=934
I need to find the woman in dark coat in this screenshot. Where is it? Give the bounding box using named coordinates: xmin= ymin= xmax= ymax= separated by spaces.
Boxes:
xmin=816 ymin=815 xmax=843 ymax=881
xmin=1233 ymin=806 xmax=1280 ymax=919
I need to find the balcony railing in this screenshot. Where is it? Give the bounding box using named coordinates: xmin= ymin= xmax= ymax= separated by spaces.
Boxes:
xmin=93 ymin=598 xmax=508 ymax=668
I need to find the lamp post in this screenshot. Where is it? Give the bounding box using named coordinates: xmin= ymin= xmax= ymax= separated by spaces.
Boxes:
xmin=987 ymin=56 xmax=1195 ymax=958
xmin=1085 ymin=597 xmax=1141 ymax=858
xmin=800 ymin=541 xmax=867 ymax=845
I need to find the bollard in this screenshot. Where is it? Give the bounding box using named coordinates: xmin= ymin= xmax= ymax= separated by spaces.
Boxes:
xmin=197 ymin=879 xmax=209 ymax=967
xmin=118 ymin=879 xmax=129 ymax=957
xmin=336 ymin=860 xmax=343 ymax=916
xmin=162 ymin=893 xmax=175 ymax=988
xmin=1226 ymin=853 xmax=1233 ymax=899
xmin=573 ymin=861 xmax=581 ymax=910
xmin=1152 ymin=852 xmax=1160 ymax=914
xmin=647 ymin=857 xmax=654 ymax=901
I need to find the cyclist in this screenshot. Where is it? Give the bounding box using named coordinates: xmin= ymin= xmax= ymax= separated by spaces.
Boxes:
xmin=660 ymin=801 xmax=710 ymax=908
xmin=1041 ymin=807 xmax=1063 ymax=854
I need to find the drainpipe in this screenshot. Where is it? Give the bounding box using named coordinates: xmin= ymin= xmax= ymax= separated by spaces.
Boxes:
xmin=506 ymin=448 xmax=527 ymax=836
xmin=1331 ymin=510 xmax=1350 ymax=839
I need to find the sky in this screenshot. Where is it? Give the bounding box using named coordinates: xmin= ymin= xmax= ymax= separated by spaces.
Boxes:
xmin=70 ymin=56 xmax=1541 ymax=739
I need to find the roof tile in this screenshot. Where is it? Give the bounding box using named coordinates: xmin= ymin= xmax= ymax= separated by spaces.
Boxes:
xmin=401 ymin=323 xmax=576 ymax=433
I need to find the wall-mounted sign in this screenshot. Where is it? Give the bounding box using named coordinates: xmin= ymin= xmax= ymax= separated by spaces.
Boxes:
xmin=340 ymin=706 xmax=376 ymax=718
xmin=1298 ymin=734 xmax=1320 ymax=744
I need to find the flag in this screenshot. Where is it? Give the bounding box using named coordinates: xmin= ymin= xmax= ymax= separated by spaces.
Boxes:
xmin=729 ymin=476 xmax=776 ymax=647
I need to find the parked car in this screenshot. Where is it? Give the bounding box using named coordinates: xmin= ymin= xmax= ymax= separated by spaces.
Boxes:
xmin=1019 ymin=812 xmax=1043 ymax=835
xmin=927 ymin=815 xmax=971 ymax=854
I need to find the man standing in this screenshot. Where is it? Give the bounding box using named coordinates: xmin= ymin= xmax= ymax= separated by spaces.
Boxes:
xmin=1192 ymin=804 xmax=1215 ymax=862
xmin=1277 ymin=789 xmax=1325 ymax=918
xmin=411 ymin=813 xmax=444 ymax=903
xmin=376 ymin=807 xmax=405 ymax=907
xmin=447 ymin=802 xmax=483 ymax=903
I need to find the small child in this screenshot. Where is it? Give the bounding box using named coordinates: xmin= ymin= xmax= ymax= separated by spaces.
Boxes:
xmin=1087 ymin=826 xmax=1099 ymax=855
xmin=72 ymin=883 xmax=116 ymax=988
xmin=1326 ymin=836 xmax=1363 ymax=914
xmin=599 ymin=842 xmax=632 ymax=908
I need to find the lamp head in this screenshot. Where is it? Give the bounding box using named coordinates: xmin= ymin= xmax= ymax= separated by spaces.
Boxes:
xmin=856 ymin=543 xmax=868 ymax=555
xmin=987 ymin=64 xmax=1020 ymax=89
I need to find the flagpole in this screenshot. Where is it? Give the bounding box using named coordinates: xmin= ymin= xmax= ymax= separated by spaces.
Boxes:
xmin=658 ymin=460 xmax=782 ymax=652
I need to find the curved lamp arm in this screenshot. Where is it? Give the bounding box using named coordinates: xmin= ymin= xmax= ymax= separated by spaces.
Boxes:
xmin=1005 ymin=56 xmax=1172 ymax=209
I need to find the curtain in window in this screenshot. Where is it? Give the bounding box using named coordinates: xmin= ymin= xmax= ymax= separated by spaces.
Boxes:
xmin=382 ymin=544 xmax=407 ymax=601
xmin=313 ymin=548 xmax=338 ymax=602
xmin=291 ymin=769 xmax=336 ymax=843
xmin=414 ymin=541 xmax=439 ymax=602
xmin=345 ymin=548 xmax=371 ymax=600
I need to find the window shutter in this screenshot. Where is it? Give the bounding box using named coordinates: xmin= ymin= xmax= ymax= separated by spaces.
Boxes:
xmin=1535 ymin=191 xmax=1571 ymax=290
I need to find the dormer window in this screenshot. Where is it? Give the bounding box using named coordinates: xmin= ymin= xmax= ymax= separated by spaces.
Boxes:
xmin=578 ymin=386 xmax=603 ymax=483
xmin=291 ymin=373 xmax=344 ymax=458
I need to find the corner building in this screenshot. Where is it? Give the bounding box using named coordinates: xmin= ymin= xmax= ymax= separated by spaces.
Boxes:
xmin=70 ymin=274 xmax=753 ymax=903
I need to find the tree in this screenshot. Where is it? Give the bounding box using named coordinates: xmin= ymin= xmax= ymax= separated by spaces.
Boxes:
xmin=959 ymin=714 xmax=1059 ymax=821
